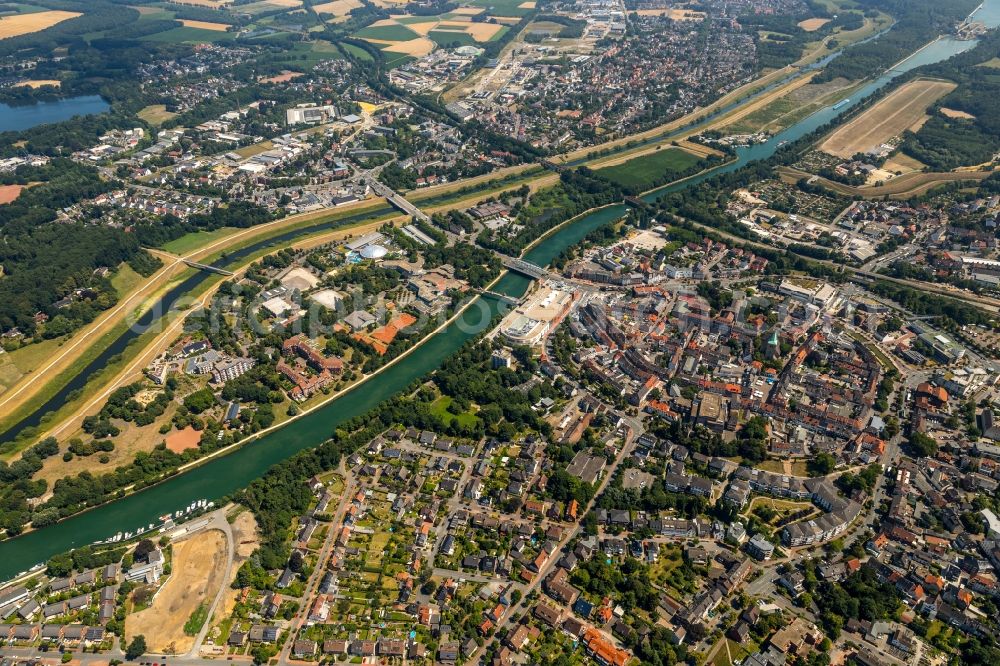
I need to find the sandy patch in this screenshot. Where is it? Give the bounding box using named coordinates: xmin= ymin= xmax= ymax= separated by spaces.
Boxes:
xmin=259 ymin=69 xmax=303 ymax=83
xmin=0 ymin=184 xmax=23 ymax=204
xmin=797 ymin=18 xmax=830 ymax=31
xmin=940 ymin=107 xmax=975 ymax=120
xmin=313 ymin=0 xmax=360 ymax=19
xmin=820 ymin=80 xmax=957 ymax=159
xmin=381 ymin=37 xmax=435 ymax=56
xmin=126 ymin=530 xmax=228 ymax=655
xmin=165 ymin=426 xmax=201 ymax=453
xmin=180 ymin=19 xmax=231 ymax=31
xmin=518 ymin=1 xmax=536 ymax=7
xmin=13 ymin=79 xmax=60 ymax=89
xmin=0 ymin=10 xmax=80 ymax=39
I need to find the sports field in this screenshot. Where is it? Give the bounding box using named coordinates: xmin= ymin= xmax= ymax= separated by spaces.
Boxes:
xmin=595 ymin=147 xmax=703 ymax=190
xmin=0 ymin=10 xmax=80 ymax=39
xmin=819 ymin=79 xmax=956 ymax=158
xmin=797 ymin=17 xmax=830 ymax=31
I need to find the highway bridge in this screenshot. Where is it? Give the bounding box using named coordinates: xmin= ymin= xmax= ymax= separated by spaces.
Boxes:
xmin=183 ymin=260 xmax=234 ymax=276
xmin=369 ymin=180 xmax=430 ymax=223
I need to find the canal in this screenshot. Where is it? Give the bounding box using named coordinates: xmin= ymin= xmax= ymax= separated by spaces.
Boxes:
xmin=0 ymin=2 xmax=995 ymax=580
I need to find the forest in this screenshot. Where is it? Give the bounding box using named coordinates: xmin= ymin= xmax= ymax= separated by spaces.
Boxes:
xmin=0 ymin=160 xmax=157 ymax=337
xmin=814 ymin=0 xmax=980 ymax=83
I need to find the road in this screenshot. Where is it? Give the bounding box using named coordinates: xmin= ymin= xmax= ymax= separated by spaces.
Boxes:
xmin=277 ymin=468 xmax=355 ymax=666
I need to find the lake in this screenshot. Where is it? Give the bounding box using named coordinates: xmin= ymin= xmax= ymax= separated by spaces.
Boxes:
xmin=0 ymin=95 xmax=110 ymax=133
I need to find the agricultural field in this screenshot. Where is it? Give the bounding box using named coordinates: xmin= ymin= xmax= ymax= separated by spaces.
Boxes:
xmin=819 ymin=79 xmax=957 ymax=159
xmin=636 ymin=8 xmax=705 ymax=20
xmin=143 ymin=24 xmax=236 ymax=42
xmin=467 ymin=0 xmax=534 ymax=17
xmin=13 ymin=79 xmax=60 ymax=88
xmin=595 ymin=147 xmax=704 ymax=190
xmin=313 ymin=0 xmax=361 ymax=21
xmin=125 ymin=530 xmax=229 ymax=654
xmin=179 ymin=19 xmax=230 ymax=31
xmin=0 ymin=9 xmax=79 ymax=39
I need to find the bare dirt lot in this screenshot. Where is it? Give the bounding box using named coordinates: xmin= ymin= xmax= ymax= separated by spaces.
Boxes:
xmin=0 ymin=10 xmax=81 ymax=39
xmin=126 ymin=529 xmax=228 ymax=654
xmin=0 ymin=184 xmax=24 ymax=204
xmin=819 ymin=79 xmax=956 ymax=158
xmin=203 ymin=511 xmax=259 ymax=650
xmin=166 ymin=426 xmax=202 ymax=453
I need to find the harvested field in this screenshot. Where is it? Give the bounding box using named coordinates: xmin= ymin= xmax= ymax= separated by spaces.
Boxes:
xmin=13 ymin=79 xmax=59 ymax=89
xmin=313 ymin=0 xmax=361 ymax=19
xmin=797 ymin=17 xmax=830 ymax=31
xmin=179 ymin=19 xmax=230 ymax=31
xmin=165 ymin=426 xmax=201 ymax=453
xmin=0 ymin=10 xmax=80 ymax=39
xmin=450 ymin=6 xmax=484 ymax=14
xmin=0 ymin=184 xmax=23 ymax=204
xmin=381 ymin=36 xmax=435 ymax=56
xmin=819 ymin=79 xmax=956 ymax=158
xmin=126 ymin=530 xmax=228 ymax=654
xmin=518 ymin=1 xmax=535 ymax=7
xmin=940 ymin=107 xmax=975 ymax=120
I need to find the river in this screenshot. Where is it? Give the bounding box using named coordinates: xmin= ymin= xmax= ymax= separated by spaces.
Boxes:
xmin=0 ymin=2 xmax=995 ymax=580
xmin=0 ymin=95 xmax=109 ymax=134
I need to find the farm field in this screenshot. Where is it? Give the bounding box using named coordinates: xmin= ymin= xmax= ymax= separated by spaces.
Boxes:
xmin=179 ymin=19 xmax=230 ymax=31
xmin=595 ymin=147 xmax=703 ymax=190
xmin=143 ymin=24 xmax=236 ymax=42
xmin=313 ymin=0 xmax=361 ymax=21
xmin=125 ymin=530 xmax=229 ymax=654
xmin=467 ymin=0 xmax=533 ymax=17
xmin=819 ymin=79 xmax=957 ymax=158
xmin=0 ymin=9 xmax=79 ymax=39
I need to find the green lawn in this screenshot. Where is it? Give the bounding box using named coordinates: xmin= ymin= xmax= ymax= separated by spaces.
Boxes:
xmin=429 ymin=395 xmax=479 ymax=428
xmin=596 ymin=147 xmax=703 ymax=189
xmin=354 ymin=23 xmax=419 ymax=41
xmin=161 ymin=227 xmax=239 ymax=255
